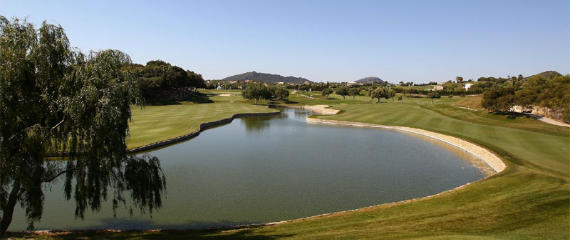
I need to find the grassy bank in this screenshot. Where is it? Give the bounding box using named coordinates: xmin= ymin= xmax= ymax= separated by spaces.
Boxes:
xmin=7 ymin=91 xmax=569 ymax=239
xmin=126 ymin=91 xmax=278 ymax=149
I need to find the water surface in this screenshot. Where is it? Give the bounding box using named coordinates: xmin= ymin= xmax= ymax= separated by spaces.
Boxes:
xmin=11 ymin=108 xmax=485 ymax=230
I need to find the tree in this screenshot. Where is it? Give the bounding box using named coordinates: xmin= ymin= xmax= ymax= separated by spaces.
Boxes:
xmin=273 ymin=87 xmax=289 ymax=101
xmin=133 ymin=60 xmax=206 ymax=104
xmin=386 ymin=88 xmax=396 ymax=101
xmin=543 ymin=75 xmax=570 ymax=122
xmin=427 ymin=91 xmax=441 ymax=103
xmin=481 ymin=86 xmax=515 ymax=112
xmin=321 ymin=88 xmax=333 ymax=97
xmin=456 ymin=76 xmax=463 ymax=83
xmin=370 ymin=87 xmax=386 ymax=103
xmin=242 ymin=82 xmax=271 ymax=103
xmin=336 ymin=87 xmax=349 ymax=100
xmin=348 ymin=88 xmax=360 ymax=99
xmin=397 ymin=95 xmax=403 ymax=103
xmin=0 ymin=17 xmax=165 ymax=234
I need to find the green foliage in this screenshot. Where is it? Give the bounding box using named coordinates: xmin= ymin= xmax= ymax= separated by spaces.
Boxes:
xmin=481 ymin=86 xmax=515 ymax=112
xmin=322 ymin=88 xmax=333 ymax=97
xmin=386 ymin=87 xmax=396 ymax=100
xmin=335 ymin=86 xmax=349 ymax=100
xmin=131 ymin=60 xmax=205 ymax=104
xmin=0 ymin=17 xmax=165 ymax=234
xmin=370 ymin=87 xmax=384 ymax=103
xmin=482 ymin=74 xmax=569 ymax=122
xmin=242 ymin=83 xmax=272 ymax=103
xmin=348 ymin=88 xmax=360 ymax=99
xmin=370 ymin=86 xmax=395 ymax=102
xmin=272 ymin=87 xmax=289 ymax=101
xmin=298 ymin=84 xmax=311 ymax=91
xmin=427 ymin=91 xmax=441 ymax=102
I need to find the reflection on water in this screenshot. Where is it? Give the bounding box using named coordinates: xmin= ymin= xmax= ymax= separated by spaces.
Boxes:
xmin=10 ymin=108 xmax=485 ymax=230
xmin=293 ymin=109 xmax=310 ymax=119
xmin=9 ymin=154 xmax=165 ymax=231
xmin=241 ymin=114 xmax=283 ymax=133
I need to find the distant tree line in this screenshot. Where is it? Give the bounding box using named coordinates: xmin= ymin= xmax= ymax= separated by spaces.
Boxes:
xmin=241 ymin=83 xmax=289 ymax=103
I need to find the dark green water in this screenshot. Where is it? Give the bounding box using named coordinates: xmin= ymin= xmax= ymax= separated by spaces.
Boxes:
xmin=11 ymin=108 xmax=485 ymax=230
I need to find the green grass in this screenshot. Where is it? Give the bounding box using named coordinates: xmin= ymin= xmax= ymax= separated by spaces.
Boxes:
xmin=453 ymin=95 xmax=485 ymax=110
xmin=127 ymin=90 xmax=278 ymax=149
xmin=7 ymin=91 xmax=569 ymax=239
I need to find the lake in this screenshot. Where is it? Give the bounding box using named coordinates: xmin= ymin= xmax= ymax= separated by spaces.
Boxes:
xmin=10 ymin=108 xmax=485 ymax=230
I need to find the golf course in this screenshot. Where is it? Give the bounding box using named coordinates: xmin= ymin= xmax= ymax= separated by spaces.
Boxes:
xmin=2 ymin=2 xmax=568 ymax=239
xmin=10 ymin=90 xmax=567 ymax=239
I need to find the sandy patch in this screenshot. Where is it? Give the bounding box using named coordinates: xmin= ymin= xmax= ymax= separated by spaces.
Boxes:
xmin=219 ymin=93 xmax=232 ymax=97
xmin=457 ymin=106 xmax=478 ymax=111
xmin=535 ymin=116 xmax=569 ymax=127
xmin=302 ymin=105 xmax=340 ymax=115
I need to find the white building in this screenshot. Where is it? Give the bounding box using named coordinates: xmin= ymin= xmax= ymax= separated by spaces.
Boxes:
xmin=432 ymin=85 xmax=443 ymax=91
xmin=464 ymin=83 xmax=473 ymax=90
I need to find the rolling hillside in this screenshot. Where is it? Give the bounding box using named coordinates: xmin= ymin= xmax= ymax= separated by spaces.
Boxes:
xmin=355 ymin=76 xmax=385 ymax=83
xmin=221 ymin=71 xmax=311 ymax=84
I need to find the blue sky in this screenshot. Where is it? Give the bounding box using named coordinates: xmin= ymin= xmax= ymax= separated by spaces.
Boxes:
xmin=2 ymin=0 xmax=569 ymax=83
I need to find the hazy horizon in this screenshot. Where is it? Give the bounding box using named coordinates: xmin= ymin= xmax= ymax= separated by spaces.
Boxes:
xmin=2 ymin=0 xmax=569 ymax=83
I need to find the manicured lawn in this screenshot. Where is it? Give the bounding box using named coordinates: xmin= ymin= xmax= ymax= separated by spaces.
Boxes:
xmin=8 ymin=91 xmax=569 ymax=239
xmin=126 ymin=90 xmax=278 ymax=149
xmin=453 ymin=94 xmax=485 ymax=110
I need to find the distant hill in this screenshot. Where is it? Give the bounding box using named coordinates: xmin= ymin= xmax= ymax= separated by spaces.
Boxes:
xmin=526 ymin=71 xmax=562 ymax=79
xmin=221 ymin=71 xmax=311 ymax=84
xmin=355 ymin=76 xmax=385 ymax=84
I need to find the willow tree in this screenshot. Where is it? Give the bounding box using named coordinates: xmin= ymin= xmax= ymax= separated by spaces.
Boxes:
xmin=0 ymin=17 xmax=165 ymax=234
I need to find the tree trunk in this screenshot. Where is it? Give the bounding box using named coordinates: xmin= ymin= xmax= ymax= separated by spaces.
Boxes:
xmin=0 ymin=181 xmax=20 ymax=235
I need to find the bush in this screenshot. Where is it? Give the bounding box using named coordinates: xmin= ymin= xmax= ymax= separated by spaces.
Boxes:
xmin=481 ymin=86 xmax=515 ymax=112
